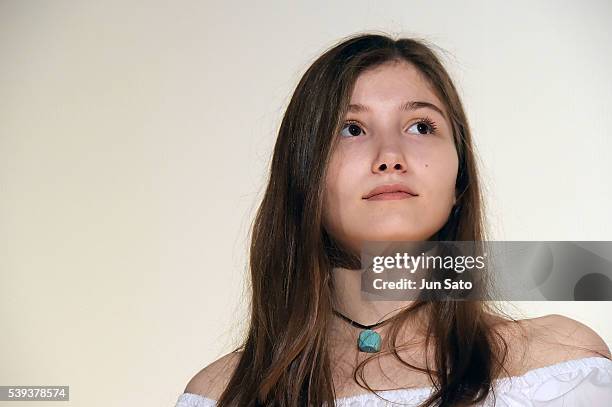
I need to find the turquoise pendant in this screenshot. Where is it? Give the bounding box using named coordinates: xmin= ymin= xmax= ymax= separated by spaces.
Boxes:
xmin=358 ymin=329 xmax=381 ymax=353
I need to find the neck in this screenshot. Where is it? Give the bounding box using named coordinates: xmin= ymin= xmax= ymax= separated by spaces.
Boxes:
xmin=329 ymin=266 xmax=428 ymax=346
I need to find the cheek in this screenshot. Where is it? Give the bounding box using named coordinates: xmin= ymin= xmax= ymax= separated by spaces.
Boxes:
xmin=326 ymin=149 xmax=360 ymax=198
xmin=423 ymin=147 xmax=459 ymax=197
xmin=322 ymin=155 xmax=361 ymax=229
xmin=322 ymin=158 xmax=343 ymax=225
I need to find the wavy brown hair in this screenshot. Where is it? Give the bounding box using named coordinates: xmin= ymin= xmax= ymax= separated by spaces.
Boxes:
xmin=210 ymin=32 xmax=605 ymax=407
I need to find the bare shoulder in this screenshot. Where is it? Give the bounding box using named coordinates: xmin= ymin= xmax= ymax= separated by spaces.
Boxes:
xmin=489 ymin=313 xmax=611 ymax=376
xmin=522 ymin=313 xmax=611 ymax=367
xmin=183 ymin=351 xmax=243 ymax=400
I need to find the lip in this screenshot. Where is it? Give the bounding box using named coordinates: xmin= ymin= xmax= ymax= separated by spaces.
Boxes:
xmin=363 ymin=183 xmax=418 ymax=200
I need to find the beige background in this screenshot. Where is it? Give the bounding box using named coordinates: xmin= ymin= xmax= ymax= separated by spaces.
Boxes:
xmin=1 ymin=1 xmax=611 ymax=406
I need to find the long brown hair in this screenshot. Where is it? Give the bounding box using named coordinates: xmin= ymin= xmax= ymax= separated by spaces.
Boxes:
xmin=212 ymin=32 xmax=600 ymax=407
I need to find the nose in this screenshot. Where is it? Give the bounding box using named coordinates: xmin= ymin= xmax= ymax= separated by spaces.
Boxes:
xmin=372 ymin=152 xmax=408 ymax=173
xmin=371 ymin=125 xmax=409 ymax=173
xmin=375 ymin=161 xmax=405 ymax=172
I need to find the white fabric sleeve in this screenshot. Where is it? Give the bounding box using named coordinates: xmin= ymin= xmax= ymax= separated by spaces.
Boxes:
xmin=174 ymin=393 xmax=217 ymax=407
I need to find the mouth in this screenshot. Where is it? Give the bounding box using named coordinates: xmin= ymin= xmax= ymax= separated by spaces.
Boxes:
xmin=362 ymin=183 xmax=419 ymax=200
xmin=364 ymin=191 xmax=417 ymax=201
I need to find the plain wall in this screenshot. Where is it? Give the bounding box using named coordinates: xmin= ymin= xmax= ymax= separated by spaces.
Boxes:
xmin=1 ymin=1 xmax=611 ymax=406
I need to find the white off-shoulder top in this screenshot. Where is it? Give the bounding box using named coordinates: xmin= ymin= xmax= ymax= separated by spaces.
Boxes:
xmin=174 ymin=356 xmax=612 ymax=406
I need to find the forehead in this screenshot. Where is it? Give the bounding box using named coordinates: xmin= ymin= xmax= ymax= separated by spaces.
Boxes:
xmin=350 ymin=60 xmax=442 ymax=108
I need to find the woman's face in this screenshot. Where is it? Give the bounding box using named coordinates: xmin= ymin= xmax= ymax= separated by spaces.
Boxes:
xmin=323 ymin=60 xmax=458 ymax=254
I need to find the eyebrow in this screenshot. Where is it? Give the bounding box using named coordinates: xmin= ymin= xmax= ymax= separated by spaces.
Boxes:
xmin=347 ymin=100 xmax=447 ymax=119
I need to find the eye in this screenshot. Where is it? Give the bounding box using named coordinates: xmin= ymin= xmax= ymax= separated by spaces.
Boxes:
xmin=339 ymin=120 xmax=365 ymax=138
xmin=407 ymin=117 xmax=438 ymax=136
xmin=339 ymin=117 xmax=439 ymax=138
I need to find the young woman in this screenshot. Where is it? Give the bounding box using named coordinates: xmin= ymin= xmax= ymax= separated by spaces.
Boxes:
xmin=175 ymin=33 xmax=612 ymax=406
